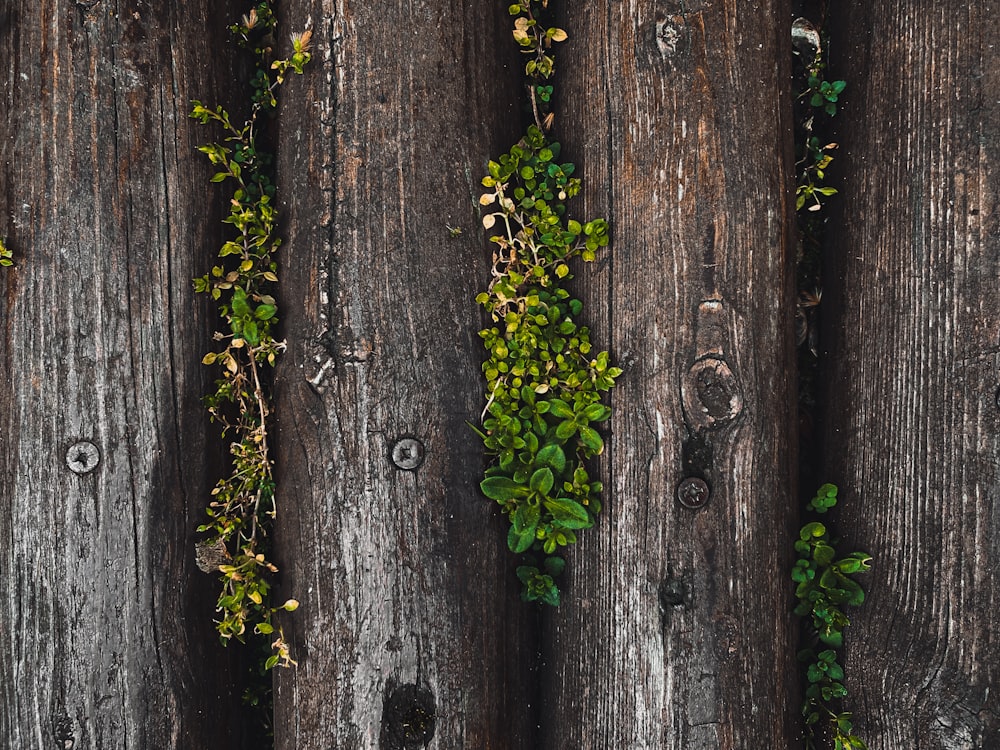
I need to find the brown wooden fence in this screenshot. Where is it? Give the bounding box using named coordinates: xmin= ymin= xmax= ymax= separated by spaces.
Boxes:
xmin=1 ymin=1 xmax=997 ymax=748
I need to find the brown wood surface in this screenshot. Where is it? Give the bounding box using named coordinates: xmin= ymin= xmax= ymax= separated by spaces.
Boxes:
xmin=5 ymin=2 xmax=995 ymax=747
xmin=824 ymin=3 xmax=1000 ymax=748
xmin=273 ymin=0 xmax=801 ymax=748
xmin=271 ymin=1 xmax=539 ymax=747
xmin=0 ymin=2 xmax=247 ymax=747
xmin=542 ymin=1 xmax=800 ymax=747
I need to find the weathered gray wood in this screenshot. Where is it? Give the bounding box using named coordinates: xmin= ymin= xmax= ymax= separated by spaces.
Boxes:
xmin=0 ymin=2 xmax=247 ymax=747
xmin=541 ymin=2 xmax=800 ymax=747
xmin=824 ymin=4 xmax=1000 ymax=747
xmin=272 ymin=2 xmax=538 ymax=747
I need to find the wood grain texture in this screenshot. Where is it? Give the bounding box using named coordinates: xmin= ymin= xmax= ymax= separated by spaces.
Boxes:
xmin=0 ymin=2 xmax=247 ymax=747
xmin=541 ymin=2 xmax=800 ymax=747
xmin=824 ymin=3 xmax=1000 ymax=747
xmin=271 ymin=1 xmax=538 ymax=747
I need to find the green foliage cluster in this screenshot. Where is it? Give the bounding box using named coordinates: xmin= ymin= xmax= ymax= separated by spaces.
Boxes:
xmin=0 ymin=237 xmax=11 ymax=267
xmin=795 ymin=41 xmax=845 ymax=212
xmin=794 ymin=12 xmax=844 ymax=462
xmin=805 ymin=75 xmax=846 ymax=117
xmin=510 ymin=1 xmax=567 ymax=79
xmin=793 ymin=484 xmax=872 ymax=750
xmin=797 ymin=137 xmax=839 ymax=213
xmin=190 ymin=1 xmax=311 ymax=671
xmin=508 ymin=1 xmax=568 ymax=130
xmin=477 ymin=1 xmax=618 ymax=606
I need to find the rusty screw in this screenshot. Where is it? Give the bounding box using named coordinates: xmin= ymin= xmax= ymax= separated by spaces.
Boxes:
xmin=677 ymin=477 xmax=709 ymax=509
xmin=66 ymin=440 xmax=100 ymax=475
xmin=390 ymin=437 xmax=425 ymax=471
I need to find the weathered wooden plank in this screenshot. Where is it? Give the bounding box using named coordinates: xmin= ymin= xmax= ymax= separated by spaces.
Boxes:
xmin=272 ymin=1 xmax=538 ymax=747
xmin=824 ymin=4 xmax=1000 ymax=747
xmin=0 ymin=2 xmax=247 ymax=746
xmin=541 ymin=2 xmax=800 ymax=747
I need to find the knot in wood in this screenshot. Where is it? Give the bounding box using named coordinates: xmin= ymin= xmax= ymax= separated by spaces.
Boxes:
xmin=51 ymin=713 xmax=74 ymax=748
xmin=381 ymin=683 xmax=436 ymax=749
xmin=681 ymin=357 xmax=743 ymax=431
xmin=655 ymin=16 xmax=685 ymax=58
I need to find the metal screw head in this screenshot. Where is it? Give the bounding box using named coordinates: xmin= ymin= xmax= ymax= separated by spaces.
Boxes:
xmin=66 ymin=441 xmax=100 ymax=474
xmin=390 ymin=437 xmax=425 ymax=471
xmin=677 ymin=477 xmax=709 ymax=509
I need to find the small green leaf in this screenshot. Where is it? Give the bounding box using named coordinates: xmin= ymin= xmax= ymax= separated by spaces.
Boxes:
xmin=800 ymin=522 xmax=827 ymax=540
xmin=582 ymin=403 xmax=612 ymax=422
xmin=231 ymin=287 xmax=251 ymax=317
xmin=555 ymin=420 xmax=577 ymax=439
xmin=242 ymin=319 xmax=260 ymax=345
xmin=535 ymin=443 xmax=566 ymax=474
xmin=547 ymin=399 xmax=574 ymax=419
xmin=818 ymin=629 xmax=843 ymax=648
xmin=544 ymin=497 xmax=591 ymax=527
xmin=529 ymin=467 xmax=555 ymax=495
xmin=813 ymin=542 xmax=835 ymax=566
xmin=481 ymin=476 xmax=529 ymax=501
xmin=255 ymin=303 xmax=277 ymax=320
xmin=578 ymin=425 xmax=604 ymax=454
xmin=513 ymin=502 xmax=540 ymax=534
xmin=541 ymin=585 xmax=560 ymax=606
xmin=508 ymin=524 xmax=536 ymax=553
xmin=835 ymin=557 xmax=863 ymax=574
xmin=543 ymin=556 xmax=565 ymax=577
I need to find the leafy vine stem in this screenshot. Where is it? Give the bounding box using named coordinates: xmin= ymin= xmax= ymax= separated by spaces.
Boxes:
xmin=793 ymin=9 xmax=871 ymax=749
xmin=476 ymin=0 xmax=619 ymax=606
xmin=190 ymin=1 xmax=311 ymax=670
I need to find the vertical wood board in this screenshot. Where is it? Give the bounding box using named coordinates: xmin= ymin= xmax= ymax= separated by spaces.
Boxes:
xmin=543 ymin=1 xmax=800 ymax=747
xmin=825 ymin=3 xmax=1000 ymax=747
xmin=0 ymin=2 xmax=246 ymax=747
xmin=273 ymin=1 xmax=537 ymax=747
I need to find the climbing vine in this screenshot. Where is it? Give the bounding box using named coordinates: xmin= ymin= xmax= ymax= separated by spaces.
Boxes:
xmin=476 ymin=0 xmax=619 ymax=606
xmin=792 ymin=9 xmax=871 ymax=749
xmin=794 ymin=485 xmax=871 ymax=750
xmin=190 ymin=2 xmax=311 ymax=670
xmin=0 ymin=237 xmax=12 ymax=266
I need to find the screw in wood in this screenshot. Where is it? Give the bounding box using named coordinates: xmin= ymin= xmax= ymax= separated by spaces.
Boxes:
xmin=65 ymin=441 xmax=100 ymax=475
xmin=676 ymin=477 xmax=709 ymax=509
xmin=390 ymin=437 xmax=425 ymax=471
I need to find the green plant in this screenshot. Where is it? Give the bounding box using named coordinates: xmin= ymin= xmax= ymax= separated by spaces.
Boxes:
xmin=509 ymin=1 xmax=567 ymax=82
xmin=794 ymin=34 xmax=845 ymax=214
xmin=476 ymin=1 xmax=619 ymax=606
xmin=0 ymin=237 xmax=12 ymax=267
xmin=805 ymin=75 xmax=846 ymax=117
xmin=793 ymin=10 xmax=845 ymax=490
xmin=796 ymin=137 xmax=839 ymax=212
xmin=508 ymin=1 xmax=567 ymax=130
xmin=793 ymin=484 xmax=872 ymax=750
xmin=191 ymin=1 xmax=311 ymax=670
